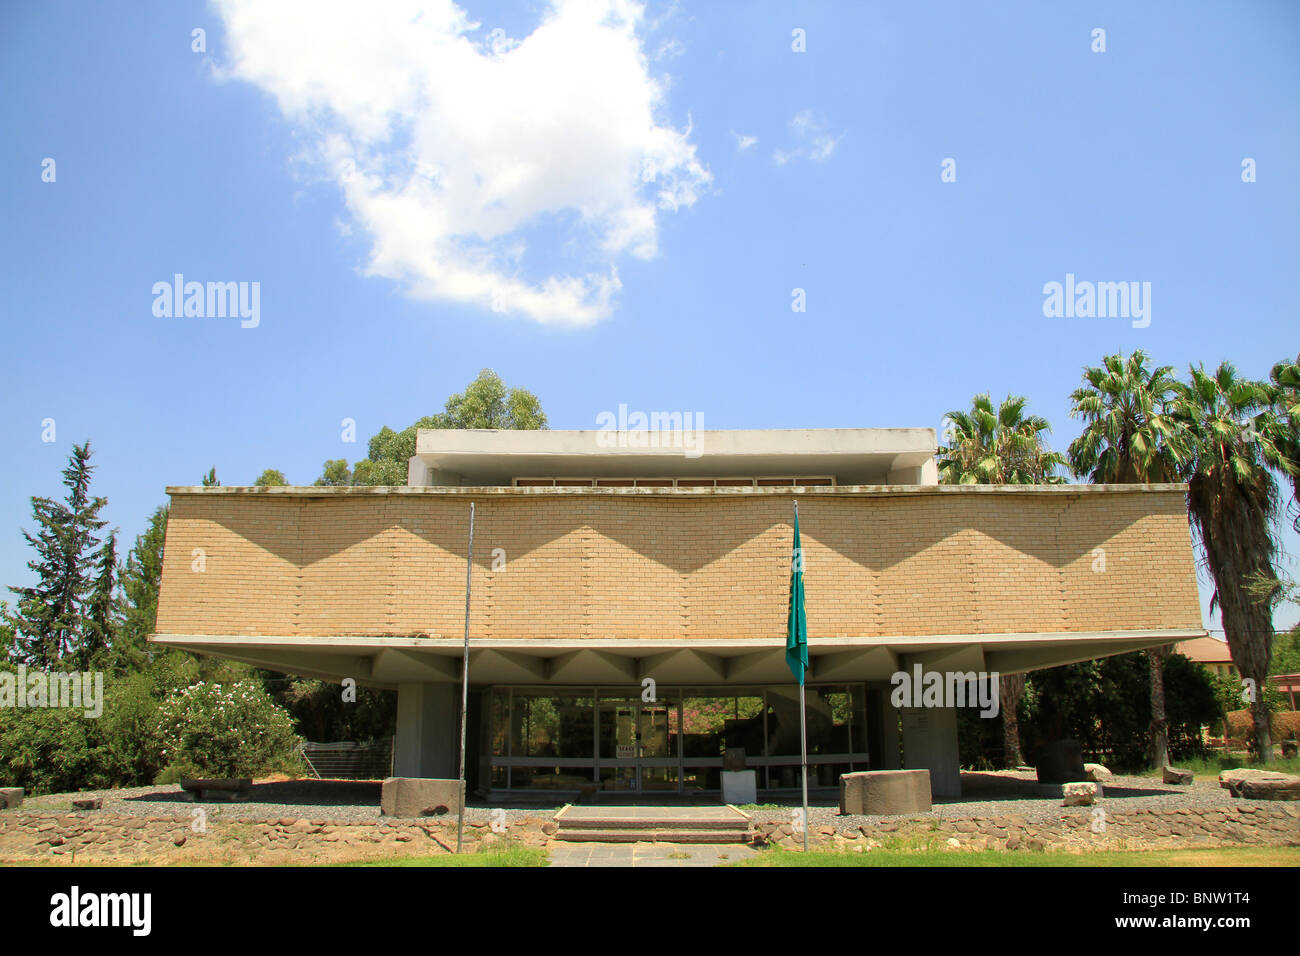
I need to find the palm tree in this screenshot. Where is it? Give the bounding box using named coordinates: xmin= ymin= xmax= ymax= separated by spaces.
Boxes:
xmin=939 ymin=393 xmax=1067 ymax=767
xmin=999 ymin=673 xmax=1028 ymax=767
xmin=1068 ymin=350 xmax=1183 ymax=769
xmin=1268 ymin=352 xmax=1300 ymax=531
xmin=1067 ymin=350 xmax=1182 ymax=483
xmin=1170 ymin=362 xmax=1291 ymax=761
xmin=938 ymin=393 xmax=1068 ymax=485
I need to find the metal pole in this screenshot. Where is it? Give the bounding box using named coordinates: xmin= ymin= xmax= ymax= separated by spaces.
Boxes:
xmin=795 ymin=498 xmax=808 ymax=853
xmin=456 ymin=502 xmax=475 ymax=854
xmin=800 ymin=680 xmax=809 ymax=852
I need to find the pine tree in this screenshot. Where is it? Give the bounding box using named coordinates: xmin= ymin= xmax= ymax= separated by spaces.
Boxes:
xmin=85 ymin=531 xmax=121 ymax=669
xmin=4 ymin=442 xmax=108 ymax=666
xmin=118 ymin=505 xmax=169 ymax=668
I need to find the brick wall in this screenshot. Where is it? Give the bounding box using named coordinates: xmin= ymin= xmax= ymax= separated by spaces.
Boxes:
xmin=154 ymin=488 xmax=1202 ymax=640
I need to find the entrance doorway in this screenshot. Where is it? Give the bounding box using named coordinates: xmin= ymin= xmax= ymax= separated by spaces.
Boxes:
xmin=598 ymin=700 xmax=678 ymax=792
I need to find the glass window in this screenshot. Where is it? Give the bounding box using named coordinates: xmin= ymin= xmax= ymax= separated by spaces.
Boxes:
xmin=510 ymin=692 xmax=594 ymax=758
xmin=681 ymin=690 xmax=763 ymax=757
xmin=765 ymin=685 xmax=867 ymax=757
xmin=489 ymin=689 xmax=510 ymax=757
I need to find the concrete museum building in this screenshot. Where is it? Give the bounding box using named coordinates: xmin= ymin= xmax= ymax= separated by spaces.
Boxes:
xmin=151 ymin=427 xmax=1206 ymax=800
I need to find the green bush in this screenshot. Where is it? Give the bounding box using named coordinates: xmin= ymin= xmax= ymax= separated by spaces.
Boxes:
xmin=0 ymin=701 xmax=100 ymax=795
xmin=157 ymin=680 xmax=303 ymax=779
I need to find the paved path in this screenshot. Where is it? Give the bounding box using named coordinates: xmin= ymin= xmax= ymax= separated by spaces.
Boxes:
xmin=547 ymin=841 xmax=755 ymax=867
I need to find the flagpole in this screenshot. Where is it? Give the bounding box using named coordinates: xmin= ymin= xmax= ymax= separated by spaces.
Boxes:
xmin=456 ymin=501 xmax=475 ymax=855
xmin=795 ymin=499 xmax=809 ymax=853
xmin=799 ymin=674 xmax=809 ymax=851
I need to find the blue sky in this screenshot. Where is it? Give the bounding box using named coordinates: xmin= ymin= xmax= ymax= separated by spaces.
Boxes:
xmin=1 ymin=0 xmax=1297 ymax=633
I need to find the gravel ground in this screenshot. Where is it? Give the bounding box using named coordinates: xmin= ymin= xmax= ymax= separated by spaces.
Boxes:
xmin=11 ymin=770 xmax=1265 ymax=828
xmin=15 ymin=779 xmax=557 ymax=825
xmin=750 ymin=771 xmax=1274 ymax=831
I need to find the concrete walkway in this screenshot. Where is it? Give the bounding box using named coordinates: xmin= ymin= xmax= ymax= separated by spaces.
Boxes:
xmin=547 ymin=841 xmax=756 ymax=867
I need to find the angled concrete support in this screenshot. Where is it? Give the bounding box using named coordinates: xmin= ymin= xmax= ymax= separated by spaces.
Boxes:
xmin=394 ymin=682 xmax=459 ymax=778
xmin=899 ymin=706 xmax=961 ymax=798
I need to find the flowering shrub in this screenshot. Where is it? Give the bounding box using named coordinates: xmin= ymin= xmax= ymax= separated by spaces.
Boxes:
xmin=157 ymin=680 xmax=302 ymax=779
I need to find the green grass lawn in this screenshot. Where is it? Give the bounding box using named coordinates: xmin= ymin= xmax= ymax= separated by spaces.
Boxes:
xmin=1141 ymin=754 xmax=1300 ymax=780
xmin=346 ymin=845 xmax=549 ymax=867
xmin=729 ymin=846 xmax=1300 ymax=867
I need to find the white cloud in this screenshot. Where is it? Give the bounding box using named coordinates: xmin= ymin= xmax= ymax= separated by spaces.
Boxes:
xmin=732 ymin=131 xmax=758 ymax=151
xmin=772 ymin=109 xmax=841 ymax=165
xmin=655 ymin=38 xmax=685 ymax=60
xmin=214 ymin=0 xmax=710 ymax=326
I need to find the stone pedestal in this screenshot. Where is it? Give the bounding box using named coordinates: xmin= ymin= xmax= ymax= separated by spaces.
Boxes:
xmin=1036 ymin=739 xmax=1088 ymax=784
xmin=0 ymin=787 xmax=23 ymax=809
xmin=839 ymin=769 xmax=932 ymax=815
xmin=721 ymin=770 xmax=757 ymax=805
xmin=381 ymin=777 xmax=465 ymax=818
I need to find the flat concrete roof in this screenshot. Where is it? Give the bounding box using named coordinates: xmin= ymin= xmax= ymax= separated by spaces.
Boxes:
xmin=411 ymin=427 xmax=937 ymax=485
xmin=165 ymin=482 xmax=1189 ymax=497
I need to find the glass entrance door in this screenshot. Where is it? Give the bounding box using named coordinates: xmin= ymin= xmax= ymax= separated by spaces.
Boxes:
xmin=598 ymin=699 xmax=679 ymax=792
xmin=638 ymin=704 xmax=677 ymax=792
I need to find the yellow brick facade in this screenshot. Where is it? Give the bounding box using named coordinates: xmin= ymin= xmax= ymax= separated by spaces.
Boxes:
xmin=154 ymin=487 xmax=1202 ymax=641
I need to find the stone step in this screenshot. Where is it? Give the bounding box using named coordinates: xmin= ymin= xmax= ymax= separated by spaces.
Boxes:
xmin=551 ymin=828 xmax=752 ymax=844
xmin=551 ymin=804 xmax=753 ymax=844
xmin=557 ymin=817 xmax=751 ymax=830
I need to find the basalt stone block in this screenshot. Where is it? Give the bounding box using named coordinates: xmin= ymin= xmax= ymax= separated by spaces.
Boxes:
xmin=1036 ymin=740 xmax=1088 ymax=784
xmin=1062 ymin=782 xmax=1099 ymax=806
xmin=381 ymin=777 xmax=465 ymax=818
xmin=1237 ymin=778 xmax=1300 ymax=801
xmin=0 ymin=788 xmax=23 ymax=809
xmin=1085 ymin=763 xmax=1113 ymax=784
xmin=723 ymin=748 xmax=747 ymax=771
xmin=1163 ymin=766 xmax=1195 ymax=785
xmin=1219 ymin=768 xmax=1300 ymax=797
xmin=71 ymin=797 xmax=102 ymax=811
xmin=839 ymin=770 xmax=932 ymax=816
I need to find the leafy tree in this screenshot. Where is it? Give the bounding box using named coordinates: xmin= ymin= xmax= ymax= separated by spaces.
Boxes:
xmin=938 ymin=393 xmax=1067 ymax=484
xmin=315 ymin=459 xmax=354 ymax=487
xmin=117 ymin=505 xmax=169 ymax=670
xmin=1268 ymin=351 xmax=1300 ymax=532
xmin=1253 ymin=577 xmax=1300 ymax=676
xmin=275 ymin=679 xmax=396 ymax=743
xmin=1068 ymin=350 xmax=1185 ymax=769
xmin=254 ymin=469 xmax=288 ymax=487
xmin=1170 ymin=362 xmax=1292 ymax=760
xmin=201 ymin=467 xmax=220 ymax=487
xmin=157 ymin=680 xmax=303 ymax=779
xmin=4 ymin=442 xmax=109 ymax=666
xmin=317 ymin=369 xmax=548 ymax=486
xmin=1020 ymin=651 xmax=1217 ymax=771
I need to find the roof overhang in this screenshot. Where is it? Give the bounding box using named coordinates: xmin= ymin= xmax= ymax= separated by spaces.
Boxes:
xmin=411 ymin=427 xmax=938 ymax=485
xmin=150 ymin=629 xmax=1206 ymax=689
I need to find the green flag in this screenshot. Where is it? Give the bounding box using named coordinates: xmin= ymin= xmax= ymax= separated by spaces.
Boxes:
xmin=786 ymin=503 xmax=807 ymax=685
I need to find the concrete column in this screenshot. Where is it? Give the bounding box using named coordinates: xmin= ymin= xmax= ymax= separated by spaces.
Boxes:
xmin=394 ymin=682 xmax=459 ymax=778
xmin=899 ymin=706 xmax=962 ymax=798
xmin=876 ymin=691 xmax=902 ymax=770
